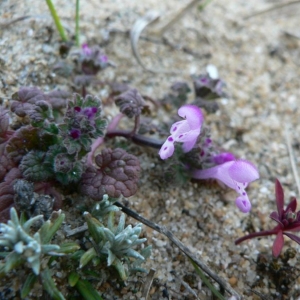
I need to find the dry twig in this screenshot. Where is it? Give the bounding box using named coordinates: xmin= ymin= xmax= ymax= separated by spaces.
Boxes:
xmin=285 ymin=126 xmax=300 ymax=197
xmin=246 ymin=0 xmax=300 ymax=19
xmin=115 ymin=201 xmax=241 ymax=299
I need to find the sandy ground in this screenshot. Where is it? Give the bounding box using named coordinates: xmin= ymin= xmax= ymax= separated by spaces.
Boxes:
xmin=1 ymin=0 xmax=300 ymax=299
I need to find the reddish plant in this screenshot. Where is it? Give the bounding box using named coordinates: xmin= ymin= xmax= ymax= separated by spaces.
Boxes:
xmin=235 ymin=179 xmax=300 ymax=257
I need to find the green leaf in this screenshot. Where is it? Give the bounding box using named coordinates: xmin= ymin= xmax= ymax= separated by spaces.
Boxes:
xmin=84 ymin=212 xmax=105 ymax=244
xmin=75 ymin=279 xmax=103 ymax=300
xmin=68 ymin=271 xmax=80 ymax=287
xmin=112 ymin=257 xmax=127 ymax=281
xmin=4 ymin=252 xmax=24 ymax=273
xmin=58 ymin=242 xmax=80 ymax=254
xmin=20 ymin=150 xmax=52 ymax=182
xmin=79 ymin=247 xmax=97 ymax=269
xmin=71 ymin=250 xmax=85 ymax=261
xmin=21 ymin=273 xmax=38 ymax=298
xmin=39 ymin=211 xmax=65 ymax=244
xmin=189 ymin=258 xmax=226 ymax=300
xmin=41 ymin=268 xmax=65 ymax=300
xmin=0 ymin=263 xmax=6 ymax=277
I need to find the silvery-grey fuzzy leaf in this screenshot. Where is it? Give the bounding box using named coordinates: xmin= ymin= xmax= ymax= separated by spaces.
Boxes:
xmin=107 ymin=249 xmax=116 ymax=266
xmin=0 ymin=207 xmax=61 ymax=275
xmin=103 ymin=228 xmax=115 ymax=244
xmin=125 ymin=248 xmax=145 ymax=260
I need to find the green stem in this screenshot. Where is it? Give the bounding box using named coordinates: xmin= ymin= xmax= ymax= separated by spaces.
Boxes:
xmin=198 ymin=0 xmax=213 ymax=11
xmin=75 ymin=0 xmax=80 ymax=46
xmin=46 ymin=0 xmax=68 ymax=42
xmin=189 ymin=258 xmax=226 ymax=300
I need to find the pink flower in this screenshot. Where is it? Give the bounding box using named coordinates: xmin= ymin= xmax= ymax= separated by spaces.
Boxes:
xmin=159 ymin=105 xmax=203 ymax=160
xmin=192 ymin=160 xmax=259 ymax=213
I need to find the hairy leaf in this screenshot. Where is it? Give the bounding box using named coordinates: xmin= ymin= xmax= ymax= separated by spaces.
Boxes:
xmin=11 ymin=87 xmax=45 ymax=117
xmin=45 ymin=145 xmax=83 ymax=185
xmin=0 ymin=168 xmax=22 ymax=222
xmin=6 ymin=127 xmax=54 ymax=163
xmin=160 ymin=81 xmax=191 ymax=109
xmin=192 ymin=73 xmax=226 ymax=100
xmin=114 ymin=88 xmax=146 ymax=118
xmin=59 ymin=94 xmax=106 ymax=155
xmin=0 ymin=144 xmax=17 ymax=182
xmin=46 ymin=89 xmax=70 ymax=110
xmin=0 ymin=109 xmax=13 ymax=144
xmin=20 ymin=150 xmax=52 ymax=182
xmin=80 ymin=148 xmax=140 ymax=199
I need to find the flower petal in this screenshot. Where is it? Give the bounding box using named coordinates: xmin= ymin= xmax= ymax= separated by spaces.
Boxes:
xmin=235 ymin=195 xmax=251 ymax=213
xmin=158 ymin=137 xmax=175 ymax=160
xmin=228 ymin=160 xmax=259 ymax=183
xmin=272 ymin=230 xmax=284 ymax=257
xmin=177 ymin=105 xmax=203 ymax=130
xmin=170 ymin=120 xmax=189 ymax=136
xmin=213 ymin=152 xmax=235 ymax=165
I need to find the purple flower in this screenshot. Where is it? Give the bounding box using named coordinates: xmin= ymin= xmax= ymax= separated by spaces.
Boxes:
xmin=83 ymin=107 xmax=98 ymax=119
xmin=235 ymin=179 xmax=300 ymax=257
xmin=82 ymin=43 xmax=92 ymax=56
xmin=192 ymin=160 xmax=259 ymax=213
xmin=159 ymin=105 xmax=203 ymax=160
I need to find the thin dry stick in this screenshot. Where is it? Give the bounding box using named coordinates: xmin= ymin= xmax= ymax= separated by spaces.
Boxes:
xmin=285 ymin=126 xmax=300 ymax=197
xmin=151 ymin=0 xmax=202 ymax=36
xmin=0 ymin=15 xmax=31 ymax=28
xmin=283 ymin=30 xmax=300 ymax=40
xmin=246 ymin=0 xmax=300 ymax=19
xmin=115 ymin=201 xmax=241 ymax=299
xmin=141 ymin=268 xmax=156 ymax=299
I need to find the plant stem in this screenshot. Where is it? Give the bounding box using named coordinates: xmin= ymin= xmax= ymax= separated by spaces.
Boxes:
xmin=105 ymin=130 xmax=164 ymax=149
xmin=75 ymin=0 xmax=80 ymax=47
xmin=235 ymin=228 xmax=279 ymax=245
xmin=46 ymin=0 xmax=68 ymax=42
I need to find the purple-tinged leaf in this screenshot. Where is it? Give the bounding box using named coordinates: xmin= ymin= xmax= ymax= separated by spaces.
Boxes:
xmin=284 ymin=232 xmax=300 ymax=245
xmin=115 ymin=88 xmax=146 ymax=118
xmin=269 ymin=211 xmax=283 ymax=226
xmin=0 ymin=168 xmax=22 ymax=222
xmin=11 ymin=87 xmax=45 ymax=117
xmin=275 ymin=179 xmax=284 ymax=219
xmin=272 ymin=231 xmax=284 ymax=257
xmin=46 ymin=90 xmax=70 ymax=110
xmin=6 ymin=127 xmax=54 ymax=164
xmin=285 ymin=197 xmax=297 ymax=213
xmin=80 ymin=148 xmax=140 ymax=199
xmin=0 ymin=109 xmax=12 ymax=144
xmin=27 ymin=100 xmax=53 ymax=124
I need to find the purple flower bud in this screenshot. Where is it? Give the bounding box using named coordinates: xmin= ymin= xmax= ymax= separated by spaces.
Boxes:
xmin=83 ymin=107 xmax=98 ymax=119
xmin=100 ymin=55 xmax=108 ymax=63
xmin=82 ymin=43 xmax=92 ymax=56
xmin=70 ymin=129 xmax=81 ymax=139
